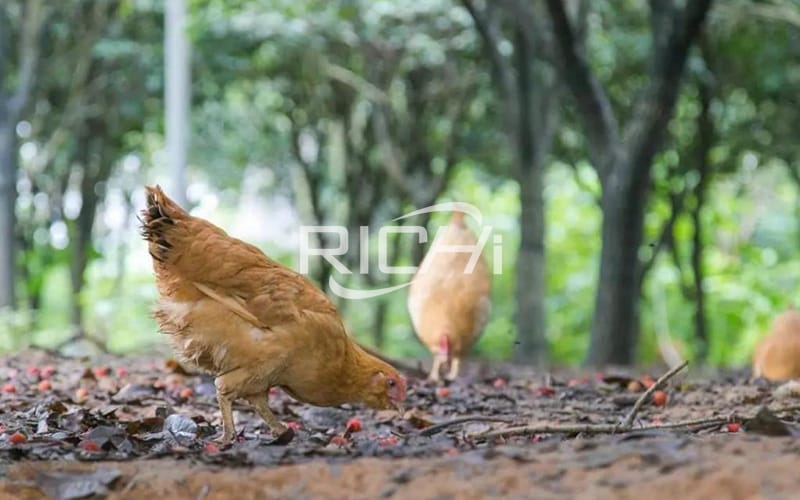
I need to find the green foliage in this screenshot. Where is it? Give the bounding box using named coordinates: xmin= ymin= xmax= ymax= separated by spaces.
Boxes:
xmin=5 ymin=0 xmax=800 ymax=372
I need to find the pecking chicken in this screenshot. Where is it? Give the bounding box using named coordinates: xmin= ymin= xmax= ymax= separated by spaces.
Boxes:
xmin=407 ymin=211 xmax=491 ymax=381
xmin=753 ymin=306 xmax=800 ymax=380
xmin=140 ymin=185 xmax=406 ymax=444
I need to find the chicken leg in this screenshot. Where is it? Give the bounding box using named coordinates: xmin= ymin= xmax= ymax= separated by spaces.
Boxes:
xmin=216 ymin=390 xmax=235 ymax=445
xmin=445 ymin=357 xmax=461 ymax=381
xmin=246 ymin=394 xmax=285 ymax=433
xmin=429 ymin=356 xmax=444 ymax=381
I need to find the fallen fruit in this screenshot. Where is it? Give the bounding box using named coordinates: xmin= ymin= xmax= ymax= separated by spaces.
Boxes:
xmin=640 ymin=375 xmax=656 ymax=389
xmin=116 ymin=367 xmax=129 ymax=378
xmin=204 ymin=442 xmax=219 ymax=453
xmin=179 ymin=387 xmax=194 ymax=398
xmin=75 ymin=388 xmax=90 ymax=400
xmin=2 ymin=384 xmax=16 ymax=394
xmin=79 ymin=440 xmax=101 ymax=452
xmin=37 ymin=380 xmax=52 ymax=391
xmin=93 ymin=366 xmax=111 ymax=378
xmin=652 ymin=390 xmax=668 ymax=407
xmin=627 ymin=380 xmax=644 ymax=393
xmin=379 ymin=435 xmax=399 ymax=447
xmin=9 ymin=432 xmax=26 ymax=444
xmin=727 ymin=422 xmax=741 ymax=433
xmin=346 ymin=418 xmax=362 ymax=433
xmin=536 ymin=386 xmax=556 ymax=396
xmin=286 ymin=421 xmax=302 ymax=431
xmin=329 ymin=435 xmax=348 ymax=446
xmin=41 ymin=366 xmax=56 ymax=378
xmin=26 ymin=367 xmax=40 ymax=378
xmin=493 ymin=378 xmax=507 ymax=388
xmin=436 ymin=387 xmax=451 ymax=397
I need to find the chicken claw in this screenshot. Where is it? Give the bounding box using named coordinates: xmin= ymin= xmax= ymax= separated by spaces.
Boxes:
xmin=269 ymin=426 xmax=295 ymax=445
xmin=247 ymin=394 xmax=292 ymax=442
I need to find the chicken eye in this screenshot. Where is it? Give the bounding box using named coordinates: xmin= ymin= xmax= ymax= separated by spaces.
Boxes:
xmin=387 ymin=379 xmax=396 ymax=388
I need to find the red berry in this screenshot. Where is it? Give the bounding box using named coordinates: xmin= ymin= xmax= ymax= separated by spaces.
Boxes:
xmin=79 ymin=440 xmax=101 ymax=452
xmin=286 ymin=422 xmax=302 ymax=431
xmin=346 ymin=418 xmax=362 ymax=433
xmin=37 ymin=380 xmax=51 ymax=391
xmin=179 ymin=387 xmax=194 ymax=398
xmin=41 ymin=366 xmax=56 ymax=378
xmin=640 ymin=375 xmax=656 ymax=389
xmin=204 ymin=442 xmax=219 ymax=453
xmin=2 ymin=384 xmax=16 ymax=393
xmin=492 ymin=378 xmax=507 ymax=388
xmin=26 ymin=367 xmax=40 ymax=378
xmin=75 ymin=388 xmax=90 ymax=400
xmin=379 ymin=435 xmax=399 ymax=447
xmin=116 ymin=367 xmax=129 ymax=378
xmin=93 ymin=366 xmax=111 ymax=378
xmin=9 ymin=432 xmax=26 ymax=444
xmin=536 ymin=386 xmax=556 ymax=396
xmin=329 ymin=435 xmax=348 ymax=446
xmin=436 ymin=387 xmax=450 ymax=397
xmin=652 ymin=390 xmax=668 ymax=407
xmin=727 ymin=422 xmax=741 ymax=433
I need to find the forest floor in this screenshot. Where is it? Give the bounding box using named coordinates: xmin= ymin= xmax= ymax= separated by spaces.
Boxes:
xmin=1 ymin=351 xmax=800 ymax=499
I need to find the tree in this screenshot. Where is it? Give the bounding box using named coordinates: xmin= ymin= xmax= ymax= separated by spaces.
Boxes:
xmin=545 ymin=0 xmax=714 ymax=364
xmin=0 ymin=0 xmax=49 ymax=310
xmin=461 ymin=0 xmax=561 ymax=365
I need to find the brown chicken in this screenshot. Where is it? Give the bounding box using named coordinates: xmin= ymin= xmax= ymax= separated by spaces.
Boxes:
xmin=407 ymin=211 xmax=491 ymax=381
xmin=140 ymin=185 xmax=406 ymax=444
xmin=753 ymin=306 xmax=800 ymax=380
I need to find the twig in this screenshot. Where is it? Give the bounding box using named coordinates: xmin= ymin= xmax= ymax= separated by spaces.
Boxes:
xmin=474 ymin=414 xmax=732 ymax=440
xmin=622 ymin=360 xmax=689 ymax=429
xmin=119 ymin=474 xmax=140 ymax=497
xmin=418 ymin=416 xmax=516 ymax=437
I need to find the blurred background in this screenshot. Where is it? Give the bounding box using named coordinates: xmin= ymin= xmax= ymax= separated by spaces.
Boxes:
xmin=0 ymin=0 xmax=798 ymax=368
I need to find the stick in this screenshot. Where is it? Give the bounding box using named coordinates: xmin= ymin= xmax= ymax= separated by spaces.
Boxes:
xmin=418 ymin=416 xmax=516 ymax=437
xmin=622 ymin=360 xmax=689 ymax=429
xmin=475 ymin=415 xmax=731 ymax=440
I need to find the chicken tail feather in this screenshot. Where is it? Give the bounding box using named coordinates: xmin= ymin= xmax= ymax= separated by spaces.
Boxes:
xmin=140 ymin=185 xmax=188 ymax=263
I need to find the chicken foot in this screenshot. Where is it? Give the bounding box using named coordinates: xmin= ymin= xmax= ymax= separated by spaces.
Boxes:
xmin=246 ymin=393 xmax=295 ymax=444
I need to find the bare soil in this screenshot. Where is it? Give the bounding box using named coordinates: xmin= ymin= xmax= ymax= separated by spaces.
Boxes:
xmin=1 ymin=351 xmax=799 ymax=499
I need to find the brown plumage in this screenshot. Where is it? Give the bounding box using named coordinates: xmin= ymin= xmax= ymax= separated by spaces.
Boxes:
xmin=407 ymin=211 xmax=491 ymax=380
xmin=140 ymin=185 xmax=406 ymax=445
xmin=753 ymin=307 xmax=800 ymax=381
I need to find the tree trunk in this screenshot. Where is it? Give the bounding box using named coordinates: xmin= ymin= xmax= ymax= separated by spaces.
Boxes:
xmin=0 ymin=113 xmax=17 ymax=310
xmin=514 ymin=162 xmax=547 ymax=363
xmin=587 ymin=169 xmax=649 ymax=365
xmin=511 ymin=26 xmax=549 ymax=364
xmin=690 ymin=77 xmax=713 ymax=360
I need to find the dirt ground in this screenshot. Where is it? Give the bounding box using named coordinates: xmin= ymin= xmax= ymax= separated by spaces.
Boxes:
xmin=1 ymin=351 xmax=799 ymax=499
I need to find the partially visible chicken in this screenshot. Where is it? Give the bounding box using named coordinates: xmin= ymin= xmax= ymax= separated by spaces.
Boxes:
xmin=140 ymin=185 xmax=406 ymax=444
xmin=407 ymin=211 xmax=491 ymax=381
xmin=753 ymin=307 xmax=800 ymax=381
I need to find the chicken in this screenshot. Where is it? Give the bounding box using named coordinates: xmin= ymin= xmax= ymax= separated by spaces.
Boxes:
xmin=407 ymin=211 xmax=491 ymax=381
xmin=140 ymin=185 xmax=406 ymax=444
xmin=753 ymin=306 xmax=800 ymax=381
